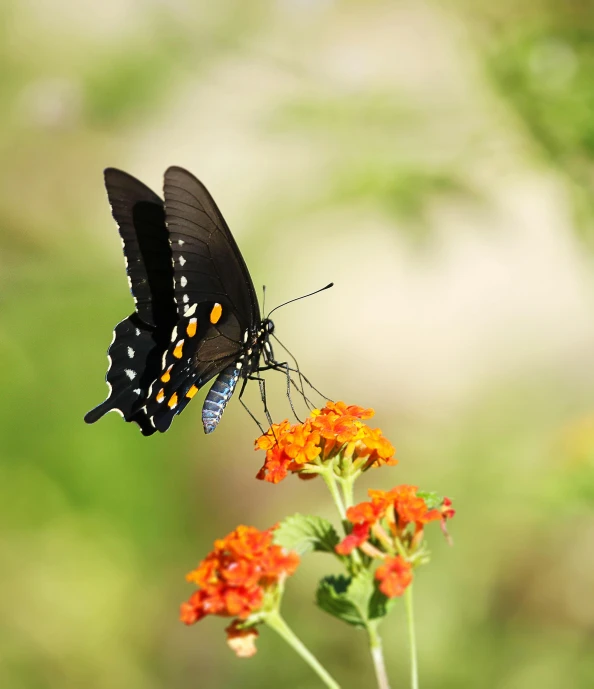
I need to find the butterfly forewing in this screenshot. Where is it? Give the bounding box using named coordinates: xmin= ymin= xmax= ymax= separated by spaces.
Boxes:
xmin=104 ymin=169 xmax=176 ymax=328
xmin=163 ymin=166 xmax=259 ymax=327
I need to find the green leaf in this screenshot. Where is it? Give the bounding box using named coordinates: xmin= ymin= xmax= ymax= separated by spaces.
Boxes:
xmin=417 ymin=491 xmax=443 ymax=510
xmin=316 ymin=572 xmax=390 ymax=628
xmin=274 ymin=514 xmax=340 ymax=555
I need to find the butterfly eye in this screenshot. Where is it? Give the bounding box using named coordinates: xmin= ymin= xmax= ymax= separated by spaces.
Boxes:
xmin=266 ymin=320 xmax=274 ymax=334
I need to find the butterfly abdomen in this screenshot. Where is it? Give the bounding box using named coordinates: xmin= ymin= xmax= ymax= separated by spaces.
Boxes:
xmin=202 ymin=365 xmax=241 ymax=434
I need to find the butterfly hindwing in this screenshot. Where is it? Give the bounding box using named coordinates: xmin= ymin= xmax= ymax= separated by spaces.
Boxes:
xmin=143 ymin=302 xmax=243 ymax=432
xmin=84 ymin=313 xmax=161 ymax=435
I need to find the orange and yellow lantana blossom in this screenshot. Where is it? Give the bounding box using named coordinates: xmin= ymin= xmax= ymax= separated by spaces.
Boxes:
xmin=180 ymin=525 xmax=299 ymax=656
xmin=336 ymin=485 xmax=455 ymax=598
xmin=255 ymin=401 xmax=397 ymax=483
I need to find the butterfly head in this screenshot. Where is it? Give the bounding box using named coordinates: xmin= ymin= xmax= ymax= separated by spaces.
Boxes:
xmin=261 ymin=318 xmax=275 ymax=335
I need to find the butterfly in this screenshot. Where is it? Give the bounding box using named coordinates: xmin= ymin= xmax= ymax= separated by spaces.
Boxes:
xmin=84 ymin=166 xmax=324 ymax=436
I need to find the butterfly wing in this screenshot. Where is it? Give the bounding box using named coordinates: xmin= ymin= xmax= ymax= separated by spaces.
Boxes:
xmin=143 ymin=303 xmax=243 ymax=432
xmin=104 ymin=168 xmax=176 ymax=328
xmin=164 ymin=166 xmax=260 ymax=324
xmin=140 ymin=167 xmax=260 ymax=432
xmin=84 ymin=170 xmax=177 ymax=433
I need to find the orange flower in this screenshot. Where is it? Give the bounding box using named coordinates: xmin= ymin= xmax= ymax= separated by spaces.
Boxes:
xmin=335 ymin=486 xmax=454 ymax=583
xmin=368 ymin=485 xmax=446 ymax=531
xmin=255 ymin=401 xmax=397 ymax=483
xmin=283 ymin=421 xmax=322 ymax=464
xmin=181 ymin=525 xmax=300 ymax=655
xmin=316 ymin=401 xmax=375 ymax=420
xmin=375 ymin=556 xmax=413 ymax=598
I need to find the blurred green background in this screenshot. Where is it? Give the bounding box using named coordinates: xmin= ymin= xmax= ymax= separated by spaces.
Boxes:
xmin=2 ymin=0 xmax=594 ymax=687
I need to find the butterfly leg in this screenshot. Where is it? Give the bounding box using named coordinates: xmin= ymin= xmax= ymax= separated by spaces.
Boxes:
xmin=260 ymin=361 xmax=319 ymax=412
xmin=272 ymin=361 xmax=304 ymax=422
xmin=257 ymin=361 xmax=309 ymax=422
xmin=237 ymin=377 xmax=266 ymax=434
xmin=245 ymin=373 xmax=275 ymax=430
xmin=271 ymin=334 xmax=329 ymax=403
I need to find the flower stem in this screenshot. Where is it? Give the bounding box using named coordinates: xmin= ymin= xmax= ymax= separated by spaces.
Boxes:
xmin=335 ymin=474 xmax=363 ymax=567
xmin=265 ymin=611 xmax=341 ymax=689
xmin=320 ymin=469 xmax=346 ymax=521
xmin=339 ymin=474 xmax=356 ymax=509
xmin=404 ymin=585 xmax=419 ymax=689
xmin=367 ymin=623 xmax=391 ymax=689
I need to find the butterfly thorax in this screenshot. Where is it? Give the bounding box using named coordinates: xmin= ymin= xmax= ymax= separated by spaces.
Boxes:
xmin=240 ymin=318 xmax=275 ymax=375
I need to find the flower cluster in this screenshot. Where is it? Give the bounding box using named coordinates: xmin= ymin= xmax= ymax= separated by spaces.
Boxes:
xmin=336 ymin=485 xmax=455 ymax=598
xmin=180 ymin=525 xmax=299 ymax=656
xmin=255 ymin=401 xmax=397 ymax=483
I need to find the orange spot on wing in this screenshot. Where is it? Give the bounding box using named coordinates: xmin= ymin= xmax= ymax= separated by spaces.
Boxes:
xmin=173 ymin=340 xmax=184 ymax=358
xmin=161 ymin=365 xmax=173 ymax=383
xmin=186 ymin=385 xmax=199 ymax=399
xmin=186 ymin=318 xmax=198 ymax=338
xmin=156 ymin=389 xmax=165 ymax=403
xmin=210 ymin=303 xmax=223 ymax=324
xmin=168 ymin=393 xmax=178 ymax=408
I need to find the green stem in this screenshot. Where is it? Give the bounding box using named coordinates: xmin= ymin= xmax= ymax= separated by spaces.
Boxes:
xmin=367 ymin=623 xmax=391 ymax=689
xmin=336 ymin=474 xmax=364 ymax=567
xmin=340 ymin=475 xmax=356 ymax=509
xmin=404 ymin=585 xmax=419 ymax=689
xmin=321 ymin=469 xmax=346 ymax=520
xmin=266 ymin=611 xmax=341 ymax=689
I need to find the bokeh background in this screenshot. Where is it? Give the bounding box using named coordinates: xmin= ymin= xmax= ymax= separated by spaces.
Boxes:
xmin=2 ymin=1 xmax=594 ymax=687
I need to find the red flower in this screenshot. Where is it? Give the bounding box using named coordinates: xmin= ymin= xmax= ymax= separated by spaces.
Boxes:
xmin=335 ymin=522 xmax=371 ymax=555
xmin=255 ymin=401 xmax=397 ymax=483
xmin=181 ymin=525 xmax=300 ymax=650
xmin=375 ymin=556 xmax=413 ymax=598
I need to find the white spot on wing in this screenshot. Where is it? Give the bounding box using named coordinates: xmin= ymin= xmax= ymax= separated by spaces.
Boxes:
xmin=180 ymin=276 xmax=187 ymax=288
xmin=183 ymin=294 xmax=189 ymax=303
xmin=184 ymin=303 xmax=197 ymax=318
xmin=178 ymin=239 xmax=184 ymax=245
xmin=179 ymin=256 xmax=186 ymax=266
xmin=170 ymin=326 xmax=178 ymax=342
xmin=125 ymin=369 xmax=137 ymax=380
xmin=135 ymin=328 xmax=141 ymax=336
xmin=127 ymin=346 xmax=135 ymax=358
xmin=133 ymin=388 xmax=141 ymax=395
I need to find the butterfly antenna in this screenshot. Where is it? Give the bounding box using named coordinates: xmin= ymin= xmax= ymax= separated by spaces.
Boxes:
xmin=267 ymin=282 xmax=333 ymax=319
xmin=262 ymin=284 xmax=267 ymax=314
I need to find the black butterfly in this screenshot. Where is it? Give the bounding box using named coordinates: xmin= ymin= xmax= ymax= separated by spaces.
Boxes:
xmin=85 ymin=166 xmax=316 ymax=436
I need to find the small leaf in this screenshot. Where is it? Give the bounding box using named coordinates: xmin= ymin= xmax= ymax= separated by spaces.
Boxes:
xmin=274 ymin=514 xmax=340 ymax=555
xmin=316 ymin=571 xmax=389 ymax=627
xmin=369 ymin=585 xmax=396 ymax=621
xmin=417 ymin=491 xmax=443 ymax=510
